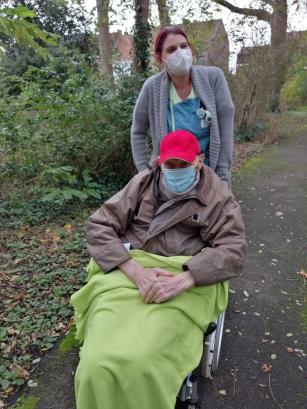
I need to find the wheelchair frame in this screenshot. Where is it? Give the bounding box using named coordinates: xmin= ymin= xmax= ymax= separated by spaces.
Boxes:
xmin=177 ymin=311 xmax=226 ymax=408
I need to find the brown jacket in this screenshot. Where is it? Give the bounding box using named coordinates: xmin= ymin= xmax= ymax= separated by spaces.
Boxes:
xmin=86 ymin=165 xmax=246 ymax=286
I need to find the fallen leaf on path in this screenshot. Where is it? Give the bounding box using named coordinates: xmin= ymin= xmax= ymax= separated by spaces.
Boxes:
xmin=286 ymin=333 xmax=293 ymax=337
xmin=10 ymin=364 xmax=29 ymax=379
xmin=299 ymin=270 xmax=307 ymax=279
xmin=243 ymin=290 xmax=249 ymax=297
xmin=12 ymin=292 xmax=25 ymax=302
xmin=7 ymin=327 xmax=20 ymax=336
xmin=230 ymin=368 xmax=239 ymax=377
xmin=32 ymin=358 xmax=41 ymax=364
xmin=286 ymin=347 xmax=294 ymax=353
xmin=4 ymin=386 xmax=14 ymax=394
xmin=64 ymin=223 xmax=72 ymax=233
xmin=275 ymin=211 xmax=284 ymax=216
xmin=298 ymin=366 xmax=303 ymax=372
xmin=57 ymin=322 xmax=66 ymax=331
xmin=10 ymin=274 xmax=20 ymax=282
xmin=219 ymin=390 xmax=227 ymax=396
xmin=261 ymin=363 xmax=272 ymax=373
xmin=27 ymin=380 xmax=38 ymax=387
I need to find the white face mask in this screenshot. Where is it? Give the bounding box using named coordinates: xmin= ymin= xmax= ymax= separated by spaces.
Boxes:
xmin=164 ymin=48 xmax=193 ymax=76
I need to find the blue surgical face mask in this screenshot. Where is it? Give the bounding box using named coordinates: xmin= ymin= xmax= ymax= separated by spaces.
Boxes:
xmin=162 ymin=165 xmax=196 ymax=193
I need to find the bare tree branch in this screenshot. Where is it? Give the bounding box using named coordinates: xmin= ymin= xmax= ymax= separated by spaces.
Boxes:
xmin=213 ymin=0 xmax=272 ymax=22
xmin=292 ymin=0 xmax=307 ymax=10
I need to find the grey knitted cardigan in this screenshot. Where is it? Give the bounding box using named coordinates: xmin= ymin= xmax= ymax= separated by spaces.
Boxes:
xmin=131 ymin=65 xmax=234 ymax=187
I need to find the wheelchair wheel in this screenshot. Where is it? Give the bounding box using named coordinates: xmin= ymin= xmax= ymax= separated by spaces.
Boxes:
xmin=176 ymin=398 xmax=198 ymax=409
xmin=187 ymin=403 xmax=200 ymax=409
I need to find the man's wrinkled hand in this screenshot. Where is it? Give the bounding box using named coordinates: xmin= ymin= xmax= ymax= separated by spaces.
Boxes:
xmin=143 ymin=271 xmax=195 ymax=304
xmin=118 ymin=259 xmax=175 ymax=299
xmin=135 ymin=267 xmax=174 ymax=299
xmin=118 ymin=259 xmax=194 ymax=303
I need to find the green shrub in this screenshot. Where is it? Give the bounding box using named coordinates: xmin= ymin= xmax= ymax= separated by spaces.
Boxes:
xmin=235 ymin=121 xmax=267 ymax=143
xmin=0 ymin=50 xmax=145 ymax=224
xmin=281 ymin=55 xmax=307 ymax=107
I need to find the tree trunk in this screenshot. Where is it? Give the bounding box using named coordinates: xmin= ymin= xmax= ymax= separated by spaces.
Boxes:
xmin=156 ymin=0 xmax=171 ymax=26
xmin=133 ymin=0 xmax=150 ymax=74
xmin=269 ymin=0 xmax=288 ymax=111
xmin=212 ymin=0 xmax=289 ymax=111
xmin=96 ymin=0 xmax=113 ymax=77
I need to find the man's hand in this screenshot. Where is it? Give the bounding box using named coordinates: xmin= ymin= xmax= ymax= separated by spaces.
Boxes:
xmin=143 ymin=271 xmax=195 ymax=304
xmin=119 ymin=259 xmax=195 ymax=303
xmin=118 ymin=259 xmax=175 ymax=300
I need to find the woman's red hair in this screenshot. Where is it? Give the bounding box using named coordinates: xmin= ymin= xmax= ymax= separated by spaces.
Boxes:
xmin=154 ymin=26 xmax=190 ymax=62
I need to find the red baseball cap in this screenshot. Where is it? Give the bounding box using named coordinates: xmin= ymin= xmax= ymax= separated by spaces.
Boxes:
xmin=159 ymin=130 xmax=201 ymax=164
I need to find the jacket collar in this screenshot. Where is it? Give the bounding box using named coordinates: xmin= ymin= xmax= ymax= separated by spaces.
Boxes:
xmin=150 ymin=162 xmax=209 ymax=209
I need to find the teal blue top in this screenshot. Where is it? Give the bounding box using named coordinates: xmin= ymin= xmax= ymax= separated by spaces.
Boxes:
xmin=167 ymin=83 xmax=210 ymax=165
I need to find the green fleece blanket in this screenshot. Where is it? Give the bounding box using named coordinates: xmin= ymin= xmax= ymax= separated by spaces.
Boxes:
xmin=71 ymin=250 xmax=228 ymax=409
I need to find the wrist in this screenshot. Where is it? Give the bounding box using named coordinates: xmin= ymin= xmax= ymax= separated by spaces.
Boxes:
xmin=119 ymin=259 xmax=143 ymax=283
xmin=179 ymin=271 xmax=195 ymax=289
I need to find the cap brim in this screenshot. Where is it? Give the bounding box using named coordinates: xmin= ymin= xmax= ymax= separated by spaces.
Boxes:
xmin=159 ymin=150 xmax=197 ymax=164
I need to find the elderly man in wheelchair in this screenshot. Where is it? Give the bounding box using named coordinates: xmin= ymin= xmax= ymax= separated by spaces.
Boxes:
xmin=70 ymin=130 xmax=246 ymax=409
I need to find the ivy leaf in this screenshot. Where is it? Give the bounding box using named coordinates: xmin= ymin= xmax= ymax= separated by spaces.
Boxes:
xmin=0 ymin=378 xmax=10 ymax=391
xmin=0 ymin=327 xmax=7 ymax=340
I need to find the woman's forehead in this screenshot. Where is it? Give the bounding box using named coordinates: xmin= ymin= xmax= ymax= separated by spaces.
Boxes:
xmin=163 ymin=34 xmax=188 ymax=49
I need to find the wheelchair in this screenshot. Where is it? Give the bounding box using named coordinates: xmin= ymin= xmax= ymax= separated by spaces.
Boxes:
xmin=176 ymin=311 xmax=226 ymax=409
